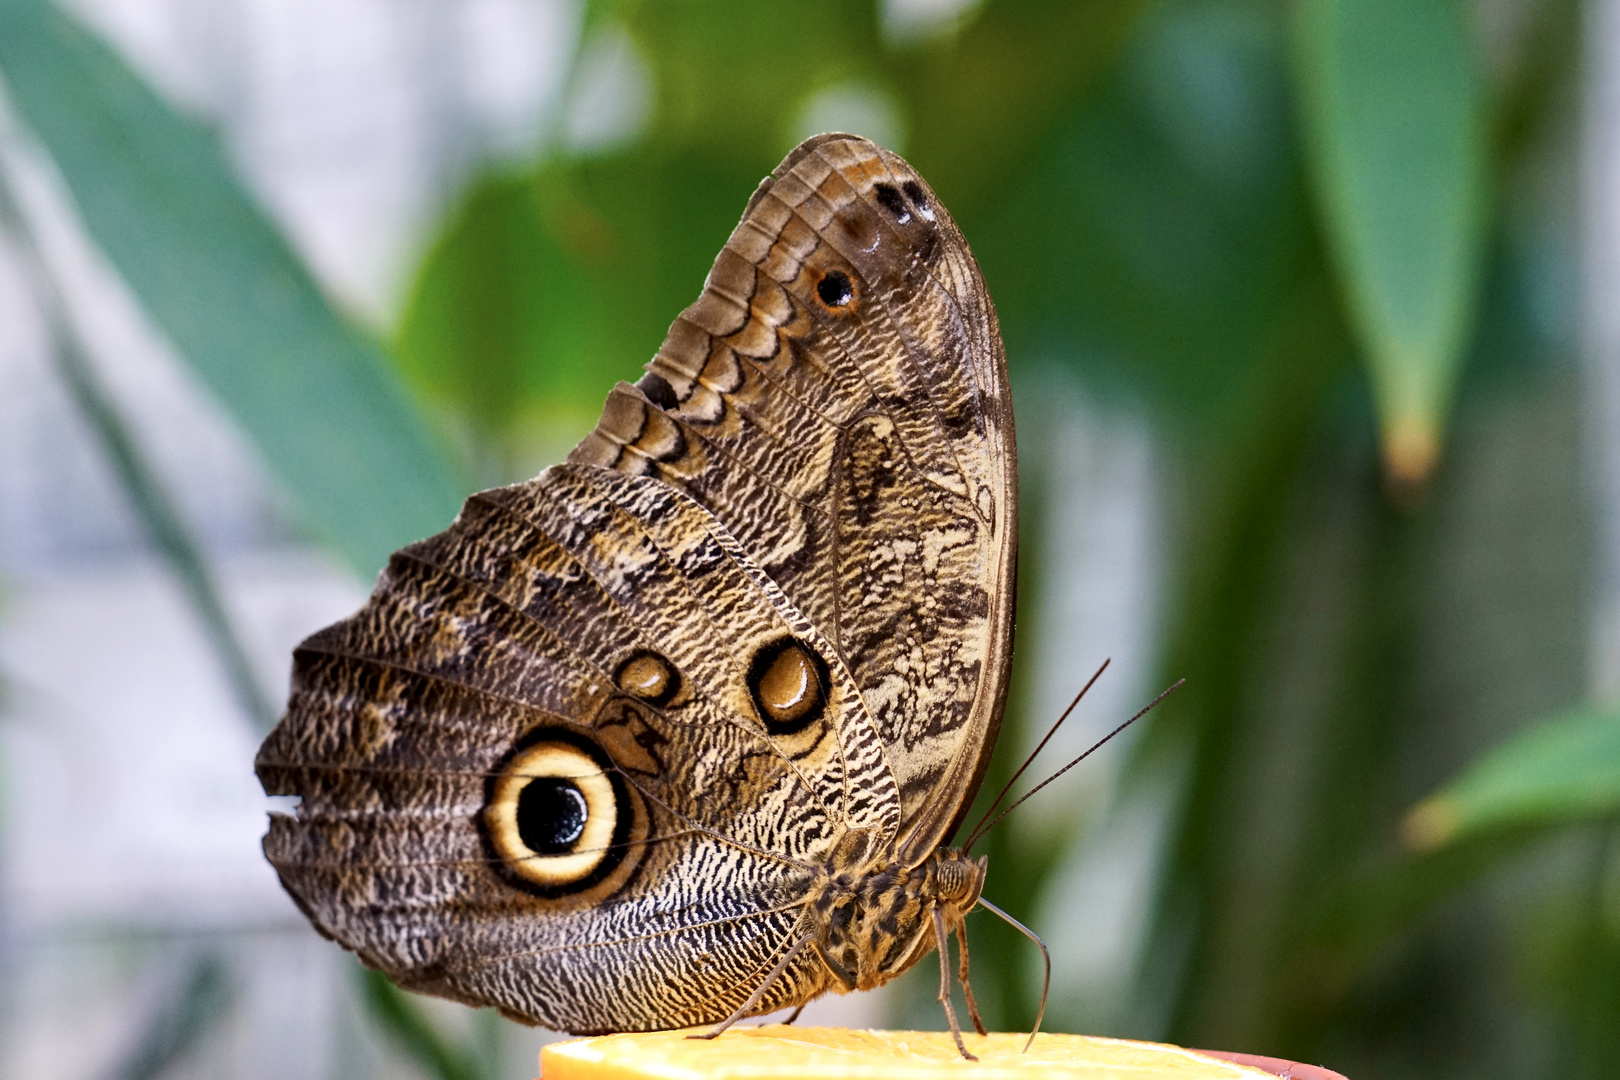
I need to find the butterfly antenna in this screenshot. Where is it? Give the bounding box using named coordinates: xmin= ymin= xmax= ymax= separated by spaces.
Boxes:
xmin=965 ymin=678 xmax=1184 ymax=852
xmin=961 ymin=659 xmax=1111 ymax=850
xmin=976 ymin=897 xmax=1049 ymax=1052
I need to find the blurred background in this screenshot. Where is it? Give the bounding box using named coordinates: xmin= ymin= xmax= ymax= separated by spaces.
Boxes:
xmin=0 ymin=0 xmax=1615 ymax=1077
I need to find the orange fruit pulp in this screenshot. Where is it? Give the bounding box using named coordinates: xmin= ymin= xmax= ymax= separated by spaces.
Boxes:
xmin=540 ymin=1026 xmax=1348 ymax=1080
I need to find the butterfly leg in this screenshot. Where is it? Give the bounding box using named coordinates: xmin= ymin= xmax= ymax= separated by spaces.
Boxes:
xmin=690 ymin=933 xmax=814 ymax=1041
xmin=954 ymin=919 xmax=989 ymax=1036
xmin=782 ymin=1003 xmax=808 ymax=1026
xmin=932 ymin=907 xmax=978 ymax=1061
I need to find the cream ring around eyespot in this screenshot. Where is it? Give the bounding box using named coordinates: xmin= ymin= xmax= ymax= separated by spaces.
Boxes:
xmin=485 ymin=741 xmax=619 ymax=887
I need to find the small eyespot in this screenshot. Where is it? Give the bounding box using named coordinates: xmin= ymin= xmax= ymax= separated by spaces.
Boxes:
xmin=636 ymin=370 xmax=679 ymax=410
xmin=615 ymin=650 xmax=679 ymax=707
xmin=748 ymin=637 xmax=830 ymax=735
xmin=816 ymin=270 xmax=855 ymax=309
xmin=902 ymin=180 xmax=935 ymax=221
xmin=873 ymin=183 xmax=911 ymax=224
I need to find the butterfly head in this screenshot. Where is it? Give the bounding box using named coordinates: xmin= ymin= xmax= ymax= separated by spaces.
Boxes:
xmin=932 ymin=849 xmax=988 ymax=907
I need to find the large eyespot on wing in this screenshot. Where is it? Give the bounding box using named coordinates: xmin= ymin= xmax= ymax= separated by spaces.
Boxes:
xmin=255 ymin=455 xmax=899 ymax=1034
xmin=480 ymin=727 xmax=648 ymax=898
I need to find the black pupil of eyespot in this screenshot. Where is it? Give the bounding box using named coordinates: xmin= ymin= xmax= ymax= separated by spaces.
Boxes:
xmin=817 ymin=271 xmax=853 ymax=307
xmin=516 ymin=778 xmax=588 ymax=855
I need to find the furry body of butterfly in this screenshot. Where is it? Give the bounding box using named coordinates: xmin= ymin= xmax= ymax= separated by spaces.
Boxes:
xmin=256 ymin=134 xmax=1017 ymax=1056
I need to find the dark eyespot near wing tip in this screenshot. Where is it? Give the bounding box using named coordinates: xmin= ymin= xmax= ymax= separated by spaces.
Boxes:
xmin=816 ymin=270 xmax=855 ymax=309
xmin=636 ymin=371 xmax=679 ymax=410
xmin=873 ymin=182 xmax=911 ymax=223
xmin=901 ymin=179 xmax=937 ymax=223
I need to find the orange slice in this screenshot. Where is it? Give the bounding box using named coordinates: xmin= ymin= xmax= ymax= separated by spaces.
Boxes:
xmin=540 ymin=1027 xmax=1346 ymax=1080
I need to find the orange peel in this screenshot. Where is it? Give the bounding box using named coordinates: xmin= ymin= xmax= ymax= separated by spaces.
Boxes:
xmin=540 ymin=1026 xmax=1347 ymax=1080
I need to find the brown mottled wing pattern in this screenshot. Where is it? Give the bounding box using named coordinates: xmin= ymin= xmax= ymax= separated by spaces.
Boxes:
xmin=256 ymin=133 xmax=1015 ymax=1032
xmin=259 ymin=464 xmax=897 ymax=1031
xmin=570 ymin=134 xmax=1017 ymax=858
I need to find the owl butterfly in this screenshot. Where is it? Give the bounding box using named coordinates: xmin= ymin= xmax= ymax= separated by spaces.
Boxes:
xmin=256 ymin=133 xmax=1022 ymax=1059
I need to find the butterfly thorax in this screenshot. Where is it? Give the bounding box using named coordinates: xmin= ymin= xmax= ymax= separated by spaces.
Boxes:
xmin=807 ymin=848 xmax=987 ymax=993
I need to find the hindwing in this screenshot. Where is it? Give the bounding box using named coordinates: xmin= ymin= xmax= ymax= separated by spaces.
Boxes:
xmin=259 ymin=464 xmax=897 ymax=1030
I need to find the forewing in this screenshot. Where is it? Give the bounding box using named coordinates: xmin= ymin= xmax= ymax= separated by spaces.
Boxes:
xmin=569 ymin=134 xmax=1017 ymax=857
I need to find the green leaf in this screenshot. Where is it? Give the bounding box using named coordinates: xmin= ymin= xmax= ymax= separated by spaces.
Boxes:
xmin=621 ymin=0 xmax=882 ymax=165
xmin=975 ymin=4 xmax=1314 ymax=432
xmin=0 ymin=0 xmax=466 ymax=575
xmin=1405 ymin=702 xmax=1620 ymax=850
xmin=0 ymin=170 xmax=277 ymax=729
xmin=1292 ymin=0 xmax=1488 ymax=484
xmin=888 ymin=0 xmax=1146 ymax=218
xmin=397 ymin=148 xmax=773 ymax=456
xmin=1297 ymin=827 xmax=1547 ymax=1000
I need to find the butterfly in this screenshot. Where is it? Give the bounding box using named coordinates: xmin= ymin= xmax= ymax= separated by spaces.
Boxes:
xmin=255 ymin=133 xmax=1021 ymax=1059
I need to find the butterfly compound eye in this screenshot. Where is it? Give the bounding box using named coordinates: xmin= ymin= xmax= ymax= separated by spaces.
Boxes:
xmin=483 ymin=735 xmax=633 ymax=894
xmin=749 ymin=637 xmax=830 ymax=736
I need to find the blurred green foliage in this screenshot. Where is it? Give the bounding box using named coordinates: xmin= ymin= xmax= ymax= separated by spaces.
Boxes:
xmin=395 ymin=0 xmax=1144 ymax=467
xmin=0 ymin=0 xmax=467 ymax=577
xmin=98 ymin=953 xmax=234 ymax=1080
xmin=360 ymin=968 xmax=496 ymax=1080
xmin=0 ymin=0 xmax=1611 ymax=1078
xmin=1408 ymin=703 xmax=1620 ymax=851
xmin=1293 ymin=0 xmax=1489 ymax=483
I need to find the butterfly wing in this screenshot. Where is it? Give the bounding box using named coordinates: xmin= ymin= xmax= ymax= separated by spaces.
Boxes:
xmin=257 ymin=134 xmax=1014 ymax=1029
xmin=570 ymin=134 xmax=1017 ymax=860
xmin=257 ymin=464 xmax=898 ymax=1031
